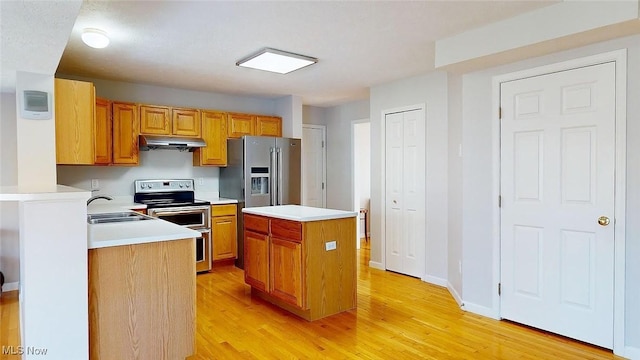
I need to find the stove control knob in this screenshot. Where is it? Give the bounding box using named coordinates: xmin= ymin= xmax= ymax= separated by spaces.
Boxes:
xmin=179 ymin=184 xmax=184 ymax=188
xmin=141 ymin=184 xmax=146 ymax=189
xmin=148 ymin=184 xmax=153 ymax=188
xmin=185 ymin=183 xmax=191 ymax=188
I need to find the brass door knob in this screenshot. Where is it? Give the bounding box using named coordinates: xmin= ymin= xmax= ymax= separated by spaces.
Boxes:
xmin=598 ymin=216 xmax=610 ymax=226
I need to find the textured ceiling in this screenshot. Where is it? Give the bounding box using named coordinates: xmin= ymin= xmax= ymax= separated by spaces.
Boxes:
xmin=0 ymin=0 xmax=82 ymax=92
xmin=4 ymin=1 xmax=557 ymax=107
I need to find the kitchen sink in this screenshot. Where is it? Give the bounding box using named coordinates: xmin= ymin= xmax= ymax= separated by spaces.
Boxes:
xmin=87 ymin=212 xmax=155 ymax=224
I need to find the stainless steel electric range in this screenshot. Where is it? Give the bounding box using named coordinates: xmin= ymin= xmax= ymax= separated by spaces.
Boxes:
xmin=134 ymin=179 xmax=211 ymax=272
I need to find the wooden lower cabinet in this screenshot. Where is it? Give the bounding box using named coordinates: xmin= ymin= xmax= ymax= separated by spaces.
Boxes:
xmin=88 ymin=239 xmax=195 ymax=360
xmin=244 ymin=229 xmax=269 ymax=292
xmin=270 ymin=236 xmax=304 ymax=308
xmin=243 ymin=214 xmax=356 ymax=321
xmin=211 ymin=204 xmax=237 ymax=261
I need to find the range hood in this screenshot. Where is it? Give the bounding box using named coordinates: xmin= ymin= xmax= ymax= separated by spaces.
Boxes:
xmin=139 ymin=135 xmax=206 ymax=152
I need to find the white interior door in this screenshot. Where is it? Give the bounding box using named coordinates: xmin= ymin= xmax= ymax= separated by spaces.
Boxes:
xmin=385 ymin=109 xmax=425 ymax=278
xmin=500 ymin=62 xmax=616 ymax=348
xmin=302 ymin=125 xmax=326 ymax=208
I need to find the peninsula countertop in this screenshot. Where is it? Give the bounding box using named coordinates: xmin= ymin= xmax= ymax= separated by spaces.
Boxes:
xmin=242 ymin=205 xmax=357 ymax=222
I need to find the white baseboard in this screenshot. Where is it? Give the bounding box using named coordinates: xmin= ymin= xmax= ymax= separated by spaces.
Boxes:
xmin=461 ymin=301 xmax=500 ymax=320
xmin=447 ymin=282 xmax=463 ymax=307
xmin=368 ymin=261 xmax=384 ymax=270
xmin=1 ymin=281 xmax=19 ymax=293
xmin=423 ymin=275 xmax=447 ymax=287
xmin=622 ymin=346 xmax=640 ymax=359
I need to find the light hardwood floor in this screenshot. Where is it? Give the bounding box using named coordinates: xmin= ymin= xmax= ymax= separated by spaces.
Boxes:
xmin=0 ymin=240 xmax=622 ymax=359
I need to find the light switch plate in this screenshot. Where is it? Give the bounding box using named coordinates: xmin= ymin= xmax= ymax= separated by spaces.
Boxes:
xmin=91 ymin=179 xmax=100 ymax=190
xmin=325 ymin=241 xmax=337 ymax=251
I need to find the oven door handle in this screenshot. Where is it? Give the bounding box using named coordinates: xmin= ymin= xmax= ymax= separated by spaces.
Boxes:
xmin=149 ymin=208 xmax=207 ymax=217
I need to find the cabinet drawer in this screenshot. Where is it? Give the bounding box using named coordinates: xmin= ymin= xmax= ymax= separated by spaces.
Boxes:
xmin=211 ymin=204 xmax=236 ymax=217
xmin=244 ymin=214 xmax=269 ymax=234
xmin=271 ymin=219 xmax=302 ymax=242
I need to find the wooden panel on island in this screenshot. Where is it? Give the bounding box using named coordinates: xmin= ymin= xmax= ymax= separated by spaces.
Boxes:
xmin=243 ymin=210 xmax=356 ymax=321
xmin=88 ymin=238 xmax=195 ymax=360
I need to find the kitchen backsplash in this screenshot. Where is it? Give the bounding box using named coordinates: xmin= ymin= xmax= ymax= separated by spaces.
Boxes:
xmin=57 ymin=149 xmax=219 ymax=196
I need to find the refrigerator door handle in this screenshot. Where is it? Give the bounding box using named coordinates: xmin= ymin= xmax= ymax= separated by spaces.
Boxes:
xmin=270 ymin=147 xmax=277 ymax=206
xmin=277 ymin=147 xmax=283 ymax=205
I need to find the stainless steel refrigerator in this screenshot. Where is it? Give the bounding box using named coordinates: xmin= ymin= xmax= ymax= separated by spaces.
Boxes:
xmin=220 ymin=136 xmax=301 ymax=268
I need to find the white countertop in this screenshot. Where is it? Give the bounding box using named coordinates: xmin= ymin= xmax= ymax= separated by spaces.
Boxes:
xmin=242 ymin=205 xmax=357 ymax=222
xmin=0 ymin=185 xmax=90 ymax=201
xmin=87 ymin=212 xmax=200 ymax=249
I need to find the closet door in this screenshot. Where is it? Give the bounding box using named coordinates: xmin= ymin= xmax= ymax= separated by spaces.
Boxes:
xmin=384 ymin=108 xmax=425 ymax=278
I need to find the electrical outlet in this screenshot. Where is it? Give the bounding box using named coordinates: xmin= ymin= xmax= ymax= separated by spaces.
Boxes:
xmin=91 ymin=179 xmax=100 ymax=190
xmin=198 ymin=178 xmax=204 ymax=186
xmin=325 ymin=241 xmax=337 ymax=251
xmin=458 ymin=260 xmax=462 ymax=274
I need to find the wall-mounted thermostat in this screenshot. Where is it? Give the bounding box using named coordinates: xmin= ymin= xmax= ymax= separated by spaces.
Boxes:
xmin=21 ymin=90 xmax=52 ymax=120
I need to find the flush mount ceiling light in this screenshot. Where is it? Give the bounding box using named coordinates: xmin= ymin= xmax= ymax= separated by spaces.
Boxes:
xmin=81 ymin=28 xmax=110 ymax=49
xmin=236 ymin=48 xmax=317 ymax=74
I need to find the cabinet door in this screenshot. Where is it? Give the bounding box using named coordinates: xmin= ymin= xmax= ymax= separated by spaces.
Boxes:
xmin=55 ymin=78 xmax=95 ymax=165
xmin=193 ymin=111 xmax=226 ymax=166
xmin=94 ymin=98 xmax=112 ymax=165
xmin=255 ymin=116 xmax=282 ymax=137
xmin=112 ymin=102 xmax=139 ymax=165
xmin=172 ymin=108 xmax=201 ymax=137
xmin=270 ymin=237 xmax=304 ymax=308
xmin=244 ymin=230 xmax=269 ymax=292
xmin=140 ymin=105 xmax=170 ymax=135
xmin=212 ymin=214 xmax=237 ymax=260
xmin=227 ymin=113 xmax=255 ymax=138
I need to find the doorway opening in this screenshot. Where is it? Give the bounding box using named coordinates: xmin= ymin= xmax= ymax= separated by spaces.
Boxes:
xmin=352 ymin=120 xmax=370 ymax=250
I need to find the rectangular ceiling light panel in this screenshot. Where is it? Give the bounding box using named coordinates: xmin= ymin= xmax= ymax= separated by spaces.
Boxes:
xmin=236 ymin=48 xmax=317 ymax=74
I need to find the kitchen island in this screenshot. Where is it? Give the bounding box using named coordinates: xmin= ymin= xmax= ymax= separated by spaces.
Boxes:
xmin=87 ymin=211 xmax=199 ymax=360
xmin=242 ymin=205 xmax=357 ymax=321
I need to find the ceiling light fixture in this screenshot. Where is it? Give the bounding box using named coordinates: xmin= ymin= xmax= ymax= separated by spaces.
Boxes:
xmin=236 ymin=48 xmax=317 ymax=74
xmin=81 ymin=28 xmax=110 ymax=49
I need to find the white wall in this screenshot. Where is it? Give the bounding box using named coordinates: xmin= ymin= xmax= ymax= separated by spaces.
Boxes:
xmin=57 ymin=151 xmax=220 ymax=196
xmin=323 ymin=100 xmax=370 ymax=212
xmin=458 ymin=33 xmax=640 ymax=349
xmin=0 ymin=92 xmax=19 ymax=286
xmin=276 ymin=95 xmax=303 ymax=138
xmin=16 ymin=72 xmax=56 ymax=188
xmin=370 ymin=72 xmax=449 ymax=282
xmin=447 ymin=73 xmax=463 ymax=302
xmin=302 ymin=105 xmax=327 ymax=126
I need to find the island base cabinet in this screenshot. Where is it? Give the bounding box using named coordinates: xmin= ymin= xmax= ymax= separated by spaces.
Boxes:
xmin=244 ymin=214 xmax=356 ymax=321
xmin=88 ymin=239 xmax=196 ymax=360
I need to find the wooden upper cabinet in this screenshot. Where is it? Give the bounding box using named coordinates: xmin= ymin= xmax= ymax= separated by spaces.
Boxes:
xmin=140 ymin=104 xmax=201 ymax=138
xmin=172 ymin=108 xmax=201 ymax=137
xmin=94 ymin=98 xmax=112 ymax=165
xmin=112 ymin=102 xmax=139 ymax=165
xmin=255 ymin=116 xmax=282 ymax=137
xmin=227 ymin=113 xmax=255 ymax=138
xmin=193 ymin=110 xmax=227 ymax=166
xmin=140 ymin=105 xmax=170 ymax=135
xmin=55 ymin=78 xmax=96 ymax=165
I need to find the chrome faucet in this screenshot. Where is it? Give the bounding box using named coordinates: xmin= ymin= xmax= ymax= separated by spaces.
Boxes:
xmin=87 ymin=195 xmax=113 ymax=205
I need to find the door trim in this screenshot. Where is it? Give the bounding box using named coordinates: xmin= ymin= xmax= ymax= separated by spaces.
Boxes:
xmin=379 ymin=104 xmax=426 ymax=275
xmin=491 ymin=49 xmax=627 ymax=354
xmin=301 ymin=124 xmax=326 ymax=208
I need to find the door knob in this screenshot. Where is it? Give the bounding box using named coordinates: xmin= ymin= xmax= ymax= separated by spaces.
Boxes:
xmin=597 ymin=216 xmax=610 ymax=226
